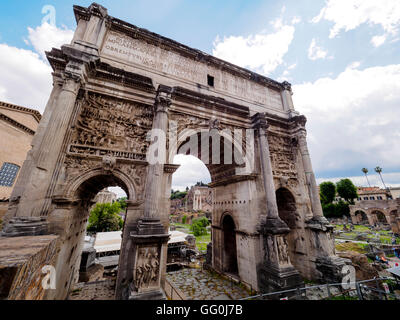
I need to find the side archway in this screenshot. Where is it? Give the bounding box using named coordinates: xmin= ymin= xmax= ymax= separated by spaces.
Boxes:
xmin=221 ymin=213 xmax=238 ymax=275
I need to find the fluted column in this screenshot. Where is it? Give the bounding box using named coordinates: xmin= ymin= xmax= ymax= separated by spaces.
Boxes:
xmin=293 ymin=116 xmax=327 ymax=223
xmin=7 ymin=65 xmax=83 ymax=219
xmin=252 ymin=113 xmax=286 ymax=226
xmin=143 ymin=88 xmax=171 ymax=219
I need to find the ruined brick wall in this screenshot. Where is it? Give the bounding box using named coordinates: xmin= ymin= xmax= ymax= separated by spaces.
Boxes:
xmin=0 ymin=235 xmax=59 ymax=300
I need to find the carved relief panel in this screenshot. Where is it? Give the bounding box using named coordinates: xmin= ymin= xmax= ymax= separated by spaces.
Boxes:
xmin=268 ymin=132 xmax=298 ymax=180
xmin=133 ymin=245 xmax=161 ymax=292
xmin=69 ymin=92 xmax=153 ymax=160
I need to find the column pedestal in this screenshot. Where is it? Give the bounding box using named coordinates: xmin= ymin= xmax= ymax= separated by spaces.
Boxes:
xmin=0 ymin=217 xmax=48 ymax=237
xmin=127 ymin=217 xmax=169 ymax=300
xmin=258 ymin=219 xmax=303 ymax=294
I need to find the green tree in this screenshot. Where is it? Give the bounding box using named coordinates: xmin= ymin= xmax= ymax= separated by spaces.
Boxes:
xmin=181 ymin=214 xmax=188 ymax=224
xmin=170 ymin=190 xmax=187 ymax=200
xmin=87 ymin=202 xmax=123 ymax=233
xmin=117 ymin=197 xmax=127 ymax=210
xmin=190 ymin=218 xmax=209 ymax=236
xmin=319 ymin=181 xmax=336 ymax=204
xmin=336 ymin=179 xmax=358 ymax=204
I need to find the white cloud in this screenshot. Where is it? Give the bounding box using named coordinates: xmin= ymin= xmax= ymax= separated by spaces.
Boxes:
xmin=212 ymin=16 xmax=297 ymax=75
xmin=0 ymin=44 xmax=52 ymax=112
xmin=0 ymin=22 xmax=75 ymax=113
xmin=171 ymin=155 xmax=211 ymax=191
xmin=371 ymin=34 xmax=387 ymax=47
xmin=293 ymin=63 xmax=400 ymax=176
xmin=312 ymin=0 xmax=400 ymax=40
xmin=308 ymin=38 xmax=328 ymax=60
xmin=27 ymin=22 xmax=74 ymax=60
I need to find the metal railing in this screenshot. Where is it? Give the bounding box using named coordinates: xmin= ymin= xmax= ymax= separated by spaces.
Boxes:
xmin=239 ymin=277 xmax=400 ymax=300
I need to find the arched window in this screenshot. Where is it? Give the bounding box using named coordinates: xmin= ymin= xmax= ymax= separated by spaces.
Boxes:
xmin=0 ymin=162 xmax=20 ymax=187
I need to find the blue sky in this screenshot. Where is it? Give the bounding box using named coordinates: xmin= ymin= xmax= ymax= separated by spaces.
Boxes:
xmin=1 ymin=0 xmax=399 ymax=193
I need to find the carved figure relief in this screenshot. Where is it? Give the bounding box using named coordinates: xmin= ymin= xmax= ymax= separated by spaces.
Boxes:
xmin=116 ymin=163 xmax=147 ymax=195
xmin=268 ymin=132 xmax=297 ymax=178
xmin=276 ymin=236 xmax=290 ymax=264
xmin=70 ymin=93 xmax=153 ymax=158
xmin=134 ymin=246 xmax=160 ymax=291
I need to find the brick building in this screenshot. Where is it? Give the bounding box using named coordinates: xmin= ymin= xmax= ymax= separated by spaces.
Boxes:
xmin=0 ymin=101 xmax=41 ymax=219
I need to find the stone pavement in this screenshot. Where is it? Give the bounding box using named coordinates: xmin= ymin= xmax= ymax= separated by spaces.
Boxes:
xmin=68 ymin=280 xmax=116 ymax=300
xmin=166 ymin=268 xmax=251 ymax=300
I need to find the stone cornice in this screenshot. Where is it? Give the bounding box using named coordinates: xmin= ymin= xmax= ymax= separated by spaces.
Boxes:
xmin=0 ymin=101 xmax=41 ymax=123
xmin=171 ymin=86 xmax=249 ymax=118
xmin=73 ymin=4 xmax=288 ymax=92
xmin=88 ymin=60 xmax=155 ymax=93
xmin=0 ymin=112 xmax=36 ymax=135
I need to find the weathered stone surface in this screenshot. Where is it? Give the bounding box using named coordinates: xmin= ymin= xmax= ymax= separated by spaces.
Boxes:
xmin=78 ymin=264 xmax=104 ymax=283
xmin=337 ymin=251 xmax=379 ymax=281
xmin=0 ymin=235 xmax=59 ymax=300
xmin=1 ymin=2 xmax=345 ymax=299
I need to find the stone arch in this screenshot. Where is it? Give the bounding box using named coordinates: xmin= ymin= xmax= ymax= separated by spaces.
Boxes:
xmin=64 ymin=167 xmax=136 ymax=202
xmin=275 ymin=187 xmax=302 ymax=270
xmin=49 ymin=167 xmax=139 ymax=299
xmin=390 ymin=210 xmax=398 ymax=223
xmin=220 ymin=213 xmax=238 ymax=275
xmin=370 ymin=210 xmax=388 ymax=224
xmin=354 ymin=210 xmax=369 ymax=224
xmin=276 ymin=187 xmax=297 ymax=229
xmin=169 ymin=125 xmax=253 ymax=179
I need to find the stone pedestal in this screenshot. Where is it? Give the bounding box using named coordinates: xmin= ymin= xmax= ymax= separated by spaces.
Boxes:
xmin=306 ymin=219 xmax=349 ymax=282
xmin=127 ymin=217 xmax=169 ymax=300
xmin=258 ymin=218 xmax=304 ymax=294
xmin=0 ymin=217 xmax=48 ymax=237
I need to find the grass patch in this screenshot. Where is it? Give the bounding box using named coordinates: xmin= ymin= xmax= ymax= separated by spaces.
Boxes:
xmin=335 ymin=242 xmax=368 ymax=253
xmin=171 ymin=222 xmax=210 ymax=252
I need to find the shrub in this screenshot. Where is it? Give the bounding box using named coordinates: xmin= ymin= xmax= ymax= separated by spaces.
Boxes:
xmin=87 ymin=202 xmax=123 ymax=233
xmin=182 ymin=214 xmax=188 ymax=224
xmin=190 ymin=218 xmax=209 ymax=236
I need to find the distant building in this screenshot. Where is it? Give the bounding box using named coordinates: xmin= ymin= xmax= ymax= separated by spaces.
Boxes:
xmin=355 ymin=187 xmax=392 ymax=202
xmin=93 ymin=188 xmax=117 ymax=204
xmin=0 ymin=101 xmax=41 ymax=219
xmin=185 ymin=186 xmax=212 ymax=213
xmin=390 ymin=187 xmax=400 ymax=200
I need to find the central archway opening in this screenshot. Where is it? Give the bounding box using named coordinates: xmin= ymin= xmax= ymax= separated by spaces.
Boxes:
xmin=61 ymin=172 xmax=131 ymax=296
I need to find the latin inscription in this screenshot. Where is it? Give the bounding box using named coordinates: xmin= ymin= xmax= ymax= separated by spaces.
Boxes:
xmin=101 ymin=31 xmax=283 ymax=109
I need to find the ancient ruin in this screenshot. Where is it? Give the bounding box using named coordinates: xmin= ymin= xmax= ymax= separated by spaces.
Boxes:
xmin=1 ymin=3 xmax=348 ymax=300
xmin=350 ymin=199 xmax=400 ymax=234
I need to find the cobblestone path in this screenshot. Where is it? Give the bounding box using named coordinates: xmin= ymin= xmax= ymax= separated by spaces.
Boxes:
xmin=166 ymin=268 xmax=251 ymax=300
xmin=68 ymin=280 xmax=115 ymax=300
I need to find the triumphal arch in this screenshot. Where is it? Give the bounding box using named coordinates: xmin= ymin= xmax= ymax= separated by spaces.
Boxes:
xmin=2 ymin=3 xmax=347 ymax=299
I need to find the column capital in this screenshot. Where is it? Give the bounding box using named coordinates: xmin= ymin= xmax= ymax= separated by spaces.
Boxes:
xmin=251 ymin=112 xmax=269 ymax=132
xmin=155 ymin=86 xmax=172 ymax=113
xmin=291 ymin=114 xmax=307 ymax=129
xmin=281 ymin=80 xmax=292 ymax=93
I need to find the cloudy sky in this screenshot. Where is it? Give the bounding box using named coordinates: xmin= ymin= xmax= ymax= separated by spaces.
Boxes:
xmin=1 ymin=0 xmax=399 ymax=195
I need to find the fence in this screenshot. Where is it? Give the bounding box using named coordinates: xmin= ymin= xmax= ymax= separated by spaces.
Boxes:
xmin=239 ymin=277 xmax=400 ymax=300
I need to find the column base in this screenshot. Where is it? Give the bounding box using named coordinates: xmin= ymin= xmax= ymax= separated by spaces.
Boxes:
xmin=305 ymin=216 xmax=332 ymax=231
xmin=129 ymin=288 xmax=167 ymax=300
xmin=119 ymin=216 xmax=170 ymax=300
xmin=0 ymin=217 xmax=48 ymax=237
xmin=259 ymin=263 xmax=304 ymax=295
xmin=315 ymin=255 xmax=351 ymax=284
